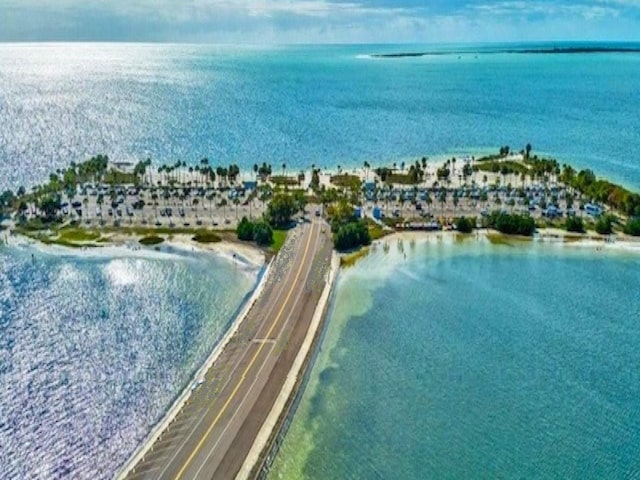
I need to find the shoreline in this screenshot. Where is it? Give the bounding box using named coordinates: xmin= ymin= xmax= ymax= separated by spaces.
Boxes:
xmin=5 ymin=228 xmax=266 ymax=270
xmin=373 ymin=228 xmax=640 ymax=254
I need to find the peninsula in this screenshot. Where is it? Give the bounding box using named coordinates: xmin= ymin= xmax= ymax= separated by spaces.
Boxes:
xmin=2 ymin=145 xmax=640 ymax=479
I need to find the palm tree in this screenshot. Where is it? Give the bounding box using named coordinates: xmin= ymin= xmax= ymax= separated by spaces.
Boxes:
xmin=438 ymin=189 xmax=447 ymax=214
xmin=83 ymin=197 xmax=89 ymax=223
xmin=206 ymin=193 xmax=215 ymax=218
xmin=282 ymin=163 xmax=286 ymax=177
xmin=253 ymin=163 xmax=258 ymax=182
xmin=233 ymin=197 xmax=240 ymax=219
xmin=220 ymin=198 xmax=228 ymax=220
xmin=425 ymin=193 xmax=433 ymax=215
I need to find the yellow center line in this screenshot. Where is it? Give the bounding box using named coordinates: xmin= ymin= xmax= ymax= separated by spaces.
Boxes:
xmin=174 ymin=222 xmax=316 ymax=479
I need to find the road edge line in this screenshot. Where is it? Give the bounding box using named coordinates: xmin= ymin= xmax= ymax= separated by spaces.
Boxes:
xmin=236 ymin=250 xmax=340 ymax=480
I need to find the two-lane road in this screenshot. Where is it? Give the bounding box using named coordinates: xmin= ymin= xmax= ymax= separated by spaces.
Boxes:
xmin=124 ymin=218 xmax=331 ymax=480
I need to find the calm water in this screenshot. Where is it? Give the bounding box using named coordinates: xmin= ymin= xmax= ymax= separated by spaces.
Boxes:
xmin=0 ymin=243 xmax=258 ymax=479
xmin=270 ymin=238 xmax=640 ymax=479
xmin=1 ymin=43 xmax=639 ymax=190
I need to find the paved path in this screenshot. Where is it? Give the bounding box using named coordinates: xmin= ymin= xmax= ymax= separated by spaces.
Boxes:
xmin=123 ymin=219 xmax=331 ymax=480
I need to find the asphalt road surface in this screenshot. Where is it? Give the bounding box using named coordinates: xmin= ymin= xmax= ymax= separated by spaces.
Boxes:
xmin=124 ymin=218 xmax=331 ymax=480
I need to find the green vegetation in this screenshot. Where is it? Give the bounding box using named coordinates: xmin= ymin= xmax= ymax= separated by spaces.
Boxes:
xmin=595 ymin=215 xmax=614 ymax=235
xmin=270 ymin=175 xmax=299 ymax=186
xmin=340 ymin=248 xmax=370 ymax=268
xmin=486 ymin=211 xmax=536 ymax=236
xmin=253 ymin=222 xmax=274 ymax=247
xmin=191 ymin=231 xmax=222 ymax=243
xmin=104 ymin=170 xmax=137 ymax=185
xmin=474 ymin=160 xmax=528 ymax=176
xmin=330 ymin=174 xmax=362 ymax=190
xmin=455 ymin=217 xmax=475 ymax=233
xmin=266 ymin=194 xmax=298 ymax=228
xmin=57 ymin=228 xmax=101 ymax=243
xmin=139 ymin=235 xmax=164 ymax=246
xmin=236 ymin=216 xmax=274 ymax=247
xmin=565 ymin=216 xmax=585 ymax=233
xmin=624 ymin=218 xmax=640 ymax=236
xmin=329 ymin=199 xmax=371 ymax=251
xmin=560 ymin=165 xmax=640 ymax=217
xmin=334 ymin=221 xmax=371 ymax=251
xmin=365 ymin=219 xmax=389 ymax=241
xmin=237 ymin=216 xmax=255 ymax=241
xmin=374 ymin=161 xmax=425 ymax=185
xmin=271 ymin=229 xmax=288 ymax=252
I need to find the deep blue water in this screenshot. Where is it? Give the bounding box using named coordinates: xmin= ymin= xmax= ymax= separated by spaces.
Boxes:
xmin=0 ymin=42 xmax=639 ymax=191
xmin=271 ymin=239 xmax=640 ymax=479
xmin=0 ymin=243 xmax=257 ymax=479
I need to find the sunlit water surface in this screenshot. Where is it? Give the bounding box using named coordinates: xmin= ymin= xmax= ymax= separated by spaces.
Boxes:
xmin=0 ymin=42 xmax=639 ymax=190
xmin=0 ymin=243 xmax=258 ymax=479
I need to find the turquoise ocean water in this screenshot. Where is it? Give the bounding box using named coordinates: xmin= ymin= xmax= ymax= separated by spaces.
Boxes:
xmin=0 ymin=243 xmax=258 ymax=479
xmin=0 ymin=42 xmax=639 ymax=190
xmin=2 ymin=43 xmax=640 ymax=479
xmin=270 ymin=239 xmax=640 ymax=479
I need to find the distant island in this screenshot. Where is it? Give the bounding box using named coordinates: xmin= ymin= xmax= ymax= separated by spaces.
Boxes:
xmin=371 ymin=46 xmax=640 ymax=58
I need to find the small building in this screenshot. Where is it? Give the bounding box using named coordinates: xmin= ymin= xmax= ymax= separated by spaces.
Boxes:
xmin=372 ymin=206 xmax=382 ymax=220
xmin=354 ymin=206 xmax=362 ymax=219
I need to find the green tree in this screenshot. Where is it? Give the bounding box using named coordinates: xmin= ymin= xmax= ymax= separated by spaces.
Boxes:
xmin=455 ymin=217 xmax=475 ymax=233
xmin=266 ymin=194 xmax=297 ymax=228
xmin=595 ymin=215 xmax=614 ymax=235
xmin=565 ymin=216 xmax=585 ymax=233
xmin=253 ymin=221 xmax=273 ymax=246
xmin=624 ymin=217 xmax=640 ymax=236
xmin=333 ymin=220 xmax=371 ymax=251
xmin=237 ymin=216 xmax=255 ymax=241
xmin=38 ymin=194 xmax=61 ymax=221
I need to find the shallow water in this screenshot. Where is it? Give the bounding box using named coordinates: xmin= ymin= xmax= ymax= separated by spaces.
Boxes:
xmin=270 ymin=238 xmax=640 ymax=479
xmin=0 ymin=243 xmax=258 ymax=479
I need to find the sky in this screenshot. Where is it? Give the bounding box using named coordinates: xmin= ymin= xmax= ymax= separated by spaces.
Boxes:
xmin=1 ymin=0 xmax=639 ymax=43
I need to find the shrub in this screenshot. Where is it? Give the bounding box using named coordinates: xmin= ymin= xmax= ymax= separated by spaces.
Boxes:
xmin=253 ymin=221 xmax=273 ymax=246
xmin=486 ymin=211 xmax=536 ymax=236
xmin=455 ymin=217 xmax=475 ymax=233
xmin=565 ymin=216 xmax=585 ymax=233
xmin=334 ymin=220 xmax=371 ymax=251
xmin=139 ymin=235 xmax=164 ymax=246
xmin=236 ymin=216 xmax=255 ymax=241
xmin=624 ymin=217 xmax=640 ymax=236
xmin=595 ymin=215 xmax=614 ymax=235
xmin=192 ymin=231 xmax=222 ymax=243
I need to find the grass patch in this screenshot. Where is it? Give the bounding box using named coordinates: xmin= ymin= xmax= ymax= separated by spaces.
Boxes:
xmin=387 ymin=173 xmax=418 ymax=185
xmin=366 ymin=219 xmax=390 ymax=241
xmin=192 ymin=231 xmax=222 ymax=243
xmin=476 ymin=154 xmax=506 ymax=162
xmin=57 ymin=228 xmax=101 ymax=242
xmin=139 ymin=235 xmax=164 ymax=246
xmin=340 ymin=247 xmax=369 ymax=268
xmin=330 ymin=174 xmax=361 ymax=189
xmin=270 ymin=175 xmax=300 ymax=186
xmin=475 ymin=160 xmax=528 ymax=175
xmin=104 ymin=170 xmax=137 ymax=185
xmin=271 ymin=229 xmax=288 ymax=252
